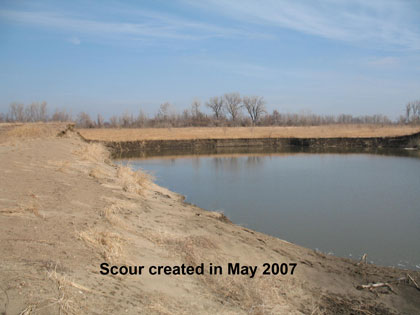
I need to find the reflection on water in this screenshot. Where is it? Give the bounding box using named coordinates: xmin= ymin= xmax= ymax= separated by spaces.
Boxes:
xmin=113 ymin=145 xmax=420 ymax=160
xmin=117 ymin=148 xmax=420 ymax=270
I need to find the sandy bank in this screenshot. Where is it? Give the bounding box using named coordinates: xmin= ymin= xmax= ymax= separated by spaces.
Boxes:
xmin=1 ymin=123 xmax=419 ymax=314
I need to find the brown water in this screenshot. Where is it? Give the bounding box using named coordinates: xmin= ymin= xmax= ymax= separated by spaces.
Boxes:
xmin=118 ymin=149 xmax=420 ymax=270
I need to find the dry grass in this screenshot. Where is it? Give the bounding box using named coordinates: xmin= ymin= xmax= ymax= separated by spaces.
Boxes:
xmin=18 ymin=305 xmax=37 ymax=315
xmin=0 ymin=193 xmax=44 ymax=218
xmin=45 ymin=268 xmax=90 ymax=315
xmin=48 ymin=268 xmax=93 ymax=294
xmin=24 ymin=193 xmax=43 ymax=218
xmin=78 ymin=228 xmax=125 ymax=262
xmin=73 ymin=143 xmax=109 ymax=163
xmin=88 ymin=167 xmax=107 ymax=180
xmin=206 ymin=210 xmax=232 ymax=223
xmin=18 ymin=267 xmax=89 ymax=315
xmin=0 ymin=122 xmax=71 ymax=143
xmin=161 ymin=235 xmax=303 ymax=314
xmin=202 ymin=267 xmax=307 ymax=314
xmin=78 ymin=125 xmax=420 ymax=142
xmin=101 ymin=203 xmax=128 ymax=228
xmin=116 ymin=165 xmax=152 ymax=194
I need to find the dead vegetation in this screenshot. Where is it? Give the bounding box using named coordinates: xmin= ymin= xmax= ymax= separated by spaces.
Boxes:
xmin=45 ymin=268 xmax=85 ymax=315
xmin=74 ymin=142 xmax=152 ymax=196
xmin=101 ymin=203 xmax=128 ymax=228
xmin=88 ymin=167 xmax=107 ymax=180
xmin=116 ymin=165 xmax=152 ymax=194
xmin=17 ymin=267 xmax=89 ymax=315
xmin=1 ymin=122 xmax=69 ymax=139
xmin=18 ymin=305 xmax=37 ymax=315
xmin=0 ymin=122 xmax=73 ymax=144
xmin=0 ymin=193 xmax=44 ymax=218
xmin=73 ymin=142 xmax=109 ymax=163
xmin=158 ymin=235 xmax=305 ymax=314
xmin=78 ymin=229 xmax=126 ymax=263
xmin=78 ymin=125 xmax=420 ymax=142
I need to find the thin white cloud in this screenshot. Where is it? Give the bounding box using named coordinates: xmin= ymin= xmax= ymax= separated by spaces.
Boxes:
xmin=188 ymin=58 xmax=314 ymax=79
xmin=197 ymin=59 xmax=274 ymax=78
xmin=114 ymin=7 xmax=273 ymax=40
xmin=0 ymin=9 xmax=268 ymax=42
xmin=183 ymin=0 xmax=420 ymax=50
xmin=367 ymin=57 xmax=399 ymax=67
xmin=68 ymin=36 xmax=81 ymax=45
xmin=0 ymin=10 xmax=194 ymax=40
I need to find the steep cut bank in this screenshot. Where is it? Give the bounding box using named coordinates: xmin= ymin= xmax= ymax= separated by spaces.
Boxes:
xmin=1 ymin=123 xmax=419 ymax=314
xmin=78 ymin=126 xmax=420 ymax=156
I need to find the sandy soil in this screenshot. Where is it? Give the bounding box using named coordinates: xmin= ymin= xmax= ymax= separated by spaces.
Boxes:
xmin=78 ymin=125 xmax=420 ymax=142
xmin=1 ymin=123 xmax=419 ymax=314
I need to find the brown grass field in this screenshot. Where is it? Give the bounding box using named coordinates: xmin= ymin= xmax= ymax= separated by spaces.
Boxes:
xmin=78 ymin=125 xmax=420 ymax=142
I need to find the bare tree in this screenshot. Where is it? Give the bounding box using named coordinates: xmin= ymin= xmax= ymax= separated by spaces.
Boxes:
xmin=191 ymin=99 xmax=201 ymax=118
xmin=406 ymin=103 xmax=412 ymax=123
xmin=156 ymin=102 xmax=171 ymax=121
xmin=243 ymin=96 xmax=266 ymax=125
xmin=190 ymin=99 xmax=207 ymax=126
xmin=155 ymin=102 xmax=175 ymax=127
xmin=1 ymin=94 xmax=406 ymax=127
xmin=206 ymin=96 xmax=224 ymax=120
xmin=25 ymin=102 xmax=48 ymax=122
xmin=109 ymin=115 xmax=119 ymax=128
xmin=414 ymin=101 xmax=420 ymax=124
xmin=40 ymin=102 xmax=48 ymax=121
xmin=224 ymin=93 xmax=242 ymax=122
xmin=37 ymin=101 xmax=48 ymax=121
xmin=271 ymin=109 xmax=281 ymax=125
xmin=135 ymin=110 xmax=147 ymax=127
xmin=182 ymin=109 xmax=191 ymax=125
xmin=52 ymin=108 xmax=72 ymax=122
xmin=76 ymin=112 xmax=94 ymax=128
xmin=25 ymin=103 xmax=38 ymax=122
xmin=406 ymin=100 xmax=420 ymax=124
xmin=120 ymin=111 xmax=134 ymax=127
xmin=9 ymin=103 xmax=26 ymax=122
xmin=97 ymin=114 xmax=104 ymax=128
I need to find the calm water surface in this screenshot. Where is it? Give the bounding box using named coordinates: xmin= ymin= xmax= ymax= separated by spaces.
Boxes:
xmin=119 ymin=151 xmax=420 ymax=270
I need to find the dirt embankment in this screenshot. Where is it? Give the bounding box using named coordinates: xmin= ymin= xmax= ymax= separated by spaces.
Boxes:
xmin=1 ymin=123 xmax=419 ymax=314
xmin=78 ymin=125 xmax=420 ymax=142
xmin=78 ymin=125 xmax=420 ymax=156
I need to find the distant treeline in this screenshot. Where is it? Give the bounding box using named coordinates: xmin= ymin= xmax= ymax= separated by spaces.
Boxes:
xmin=1 ymin=94 xmax=420 ymax=128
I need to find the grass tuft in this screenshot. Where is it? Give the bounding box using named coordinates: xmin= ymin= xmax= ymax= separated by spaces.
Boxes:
xmin=117 ymin=165 xmax=152 ymax=195
xmin=18 ymin=305 xmax=37 ymax=315
xmin=78 ymin=228 xmax=125 ymax=262
xmin=101 ymin=203 xmax=128 ymax=228
xmin=73 ymin=143 xmax=109 ymax=163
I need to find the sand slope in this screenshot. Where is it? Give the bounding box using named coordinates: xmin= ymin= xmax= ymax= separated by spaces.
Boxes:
xmin=0 ymin=123 xmax=419 ymax=314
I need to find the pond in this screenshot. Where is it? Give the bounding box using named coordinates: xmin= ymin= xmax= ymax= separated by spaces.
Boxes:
xmin=117 ymin=148 xmax=420 ymax=270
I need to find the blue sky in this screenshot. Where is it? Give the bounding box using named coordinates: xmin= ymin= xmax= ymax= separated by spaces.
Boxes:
xmin=1 ymin=0 xmax=419 ymax=119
